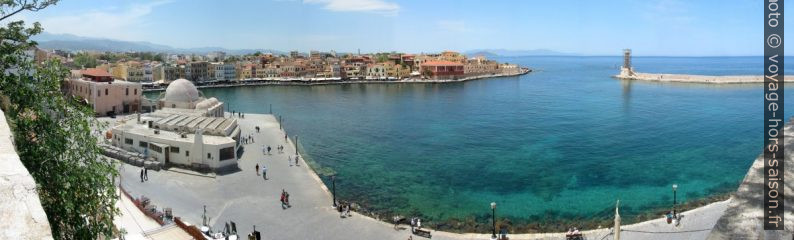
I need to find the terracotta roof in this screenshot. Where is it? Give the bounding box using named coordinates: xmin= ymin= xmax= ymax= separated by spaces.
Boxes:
xmin=421 ymin=60 xmax=463 ymax=66
xmin=80 ymin=68 xmax=112 ymax=77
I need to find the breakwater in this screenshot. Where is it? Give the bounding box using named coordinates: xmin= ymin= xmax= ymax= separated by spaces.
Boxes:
xmin=615 ymin=71 xmax=794 ymax=83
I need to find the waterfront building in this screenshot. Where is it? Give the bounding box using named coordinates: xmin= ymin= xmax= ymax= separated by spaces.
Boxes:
xmin=214 ymin=63 xmax=237 ymax=82
xmin=65 ymin=68 xmax=142 ymax=116
xmin=163 ymin=64 xmax=185 ymax=81
xmin=110 ymin=78 xmax=239 ymax=171
xmin=186 ymin=61 xmax=210 ymax=83
xmin=464 ymin=56 xmax=500 ymax=76
xmin=420 ymin=60 xmax=464 ymax=79
xmin=110 ymin=114 xmax=239 ymax=171
xmin=366 ymin=63 xmax=388 ymax=79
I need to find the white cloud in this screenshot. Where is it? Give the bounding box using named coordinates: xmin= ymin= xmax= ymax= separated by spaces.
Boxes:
xmin=26 ymin=1 xmax=170 ymax=41
xmin=436 ymin=20 xmax=469 ymax=33
xmin=303 ymin=0 xmax=399 ymax=15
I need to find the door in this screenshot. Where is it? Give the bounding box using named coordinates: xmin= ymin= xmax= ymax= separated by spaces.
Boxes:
xmin=165 ymin=147 xmax=170 ymax=164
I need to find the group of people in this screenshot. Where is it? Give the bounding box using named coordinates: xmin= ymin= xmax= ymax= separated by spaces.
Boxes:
xmin=242 ymin=134 xmax=255 ymax=145
xmin=409 ymin=217 xmax=422 ymax=232
xmin=276 ymin=145 xmax=284 ymax=153
xmin=263 ymin=145 xmax=272 ymax=155
xmin=336 ymin=201 xmax=352 ymax=218
xmin=289 ymin=155 xmax=300 ymax=167
xmin=280 ymin=189 xmax=291 ymax=209
xmin=231 ymin=111 xmax=245 ymax=118
xmin=256 ymin=163 xmax=267 ymax=180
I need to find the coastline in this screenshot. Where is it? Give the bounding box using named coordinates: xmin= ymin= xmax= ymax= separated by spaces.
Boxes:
xmin=614 ymin=71 xmax=794 ymax=84
xmin=142 ymin=68 xmax=531 ymax=92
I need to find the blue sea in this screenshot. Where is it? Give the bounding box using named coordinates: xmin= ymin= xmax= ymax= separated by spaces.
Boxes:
xmin=148 ymin=56 xmax=793 ymax=226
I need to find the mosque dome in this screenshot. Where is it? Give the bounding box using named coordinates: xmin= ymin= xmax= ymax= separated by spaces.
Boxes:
xmin=164 ymin=79 xmax=200 ymax=103
xmin=195 ymin=97 xmax=220 ymax=110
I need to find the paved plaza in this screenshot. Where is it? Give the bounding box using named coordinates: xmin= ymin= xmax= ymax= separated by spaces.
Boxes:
xmin=116 ymin=113 xmax=730 ymax=240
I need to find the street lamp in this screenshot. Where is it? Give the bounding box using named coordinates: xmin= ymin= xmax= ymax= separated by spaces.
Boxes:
xmin=490 ymin=202 xmax=497 ymax=239
xmin=331 ymin=175 xmax=337 ymax=207
xmin=672 ymin=184 xmax=678 ymax=216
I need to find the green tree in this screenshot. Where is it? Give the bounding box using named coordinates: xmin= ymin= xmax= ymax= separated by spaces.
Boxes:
xmin=1 ymin=1 xmax=119 ymax=239
xmin=73 ymin=52 xmax=97 ymax=68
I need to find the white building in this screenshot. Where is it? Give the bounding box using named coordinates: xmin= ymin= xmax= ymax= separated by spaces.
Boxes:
xmin=110 ymin=79 xmax=240 ymax=171
xmin=214 ymin=63 xmax=237 ymax=82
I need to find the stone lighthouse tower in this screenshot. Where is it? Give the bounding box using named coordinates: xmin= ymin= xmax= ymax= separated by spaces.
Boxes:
xmin=620 ymin=49 xmax=634 ymax=77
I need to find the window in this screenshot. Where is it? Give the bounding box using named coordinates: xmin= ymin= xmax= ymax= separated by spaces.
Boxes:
xmin=134 ymin=89 xmax=138 ymax=95
xmin=207 ymin=153 xmax=211 ymax=159
xmin=97 ymin=90 xmax=100 ymax=97
xmin=126 ymin=88 xmax=129 ymax=96
xmin=105 ymin=89 xmax=108 ymax=95
xmin=219 ymin=147 xmax=235 ymax=161
xmin=170 ymin=147 xmax=180 ymax=153
xmin=149 ymin=144 xmax=162 ymax=153
xmin=186 ymin=151 xmax=189 ymax=157
xmin=139 ymin=141 xmax=148 ymax=148
xmin=124 ymin=138 xmax=133 ymax=145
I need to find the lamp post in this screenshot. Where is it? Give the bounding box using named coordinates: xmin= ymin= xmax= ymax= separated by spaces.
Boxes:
xmin=490 ymin=202 xmax=497 ymax=239
xmin=295 ymin=135 xmax=298 ymax=155
xmin=672 ymin=184 xmax=678 ymax=216
xmin=331 ymin=175 xmax=337 ymax=207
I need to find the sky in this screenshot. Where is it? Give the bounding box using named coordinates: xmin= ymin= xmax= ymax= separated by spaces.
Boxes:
xmin=8 ymin=0 xmax=778 ymax=56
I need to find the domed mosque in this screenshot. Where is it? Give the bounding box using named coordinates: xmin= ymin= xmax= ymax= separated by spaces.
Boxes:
xmin=158 ymin=79 xmax=225 ymax=117
xmin=110 ymin=78 xmax=240 ymax=172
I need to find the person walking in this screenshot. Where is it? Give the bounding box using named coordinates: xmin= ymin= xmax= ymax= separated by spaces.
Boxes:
xmin=262 ymin=165 xmax=267 ymax=180
xmin=144 ymin=167 xmax=148 ymax=181
xmin=280 ymin=190 xmax=286 ymax=209
xmin=284 ymin=191 xmax=292 ymax=207
xmin=289 ymin=156 xmax=293 ymax=167
xmin=295 ymin=155 xmax=299 ymax=166
xmin=140 ymin=168 xmax=144 ymax=182
xmin=267 ymin=146 xmax=271 ymax=155
xmin=255 ymin=163 xmax=260 ymax=176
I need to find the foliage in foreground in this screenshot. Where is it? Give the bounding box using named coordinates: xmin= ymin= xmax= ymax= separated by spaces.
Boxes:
xmin=1 ymin=1 xmax=119 ymax=238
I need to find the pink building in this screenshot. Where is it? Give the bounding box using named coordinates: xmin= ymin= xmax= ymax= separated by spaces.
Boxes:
xmin=66 ymin=68 xmax=142 ymax=116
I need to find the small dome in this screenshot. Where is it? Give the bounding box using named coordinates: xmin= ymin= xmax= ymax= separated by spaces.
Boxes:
xmin=164 ymin=79 xmax=200 ymax=103
xmin=195 ymin=97 xmax=219 ymax=110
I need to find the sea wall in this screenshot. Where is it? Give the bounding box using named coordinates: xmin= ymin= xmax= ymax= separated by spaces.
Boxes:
xmin=0 ymin=108 xmax=53 ymax=239
xmin=615 ymin=71 xmax=794 ymax=83
xmin=707 ymin=119 xmax=794 ymax=239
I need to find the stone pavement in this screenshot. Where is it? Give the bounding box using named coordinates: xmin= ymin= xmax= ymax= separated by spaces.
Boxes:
xmin=116 ymin=113 xmax=730 ymax=240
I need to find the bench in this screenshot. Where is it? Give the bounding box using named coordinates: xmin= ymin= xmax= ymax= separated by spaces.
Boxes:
xmin=413 ymin=228 xmax=431 ymax=238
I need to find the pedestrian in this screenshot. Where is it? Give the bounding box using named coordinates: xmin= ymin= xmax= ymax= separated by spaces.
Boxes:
xmin=262 ymin=165 xmax=267 ymax=180
xmin=262 ymin=145 xmax=266 ymax=155
xmin=144 ymin=167 xmax=148 ymax=181
xmin=255 ymin=163 xmax=260 ymax=176
xmin=285 ymin=192 xmax=290 ymax=207
xmin=285 ymin=134 xmax=287 ymax=142
xmin=140 ymin=168 xmax=144 ymax=182
xmin=289 ymin=156 xmax=293 ymax=167
xmin=267 ymin=146 xmax=271 ymax=155
xmin=295 ymin=155 xmax=299 ymax=166
xmin=280 ymin=190 xmax=286 ymax=208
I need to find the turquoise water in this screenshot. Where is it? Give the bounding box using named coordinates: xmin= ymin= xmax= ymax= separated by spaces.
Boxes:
xmin=148 ymin=56 xmax=793 ymax=226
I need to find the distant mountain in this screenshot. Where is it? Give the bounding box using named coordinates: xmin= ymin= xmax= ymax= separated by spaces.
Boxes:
xmin=31 ymin=32 xmax=285 ymax=55
xmin=464 ymin=49 xmax=574 ymax=57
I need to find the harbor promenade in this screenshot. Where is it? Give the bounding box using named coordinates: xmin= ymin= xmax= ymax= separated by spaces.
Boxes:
xmin=116 ymin=113 xmax=731 ymax=240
